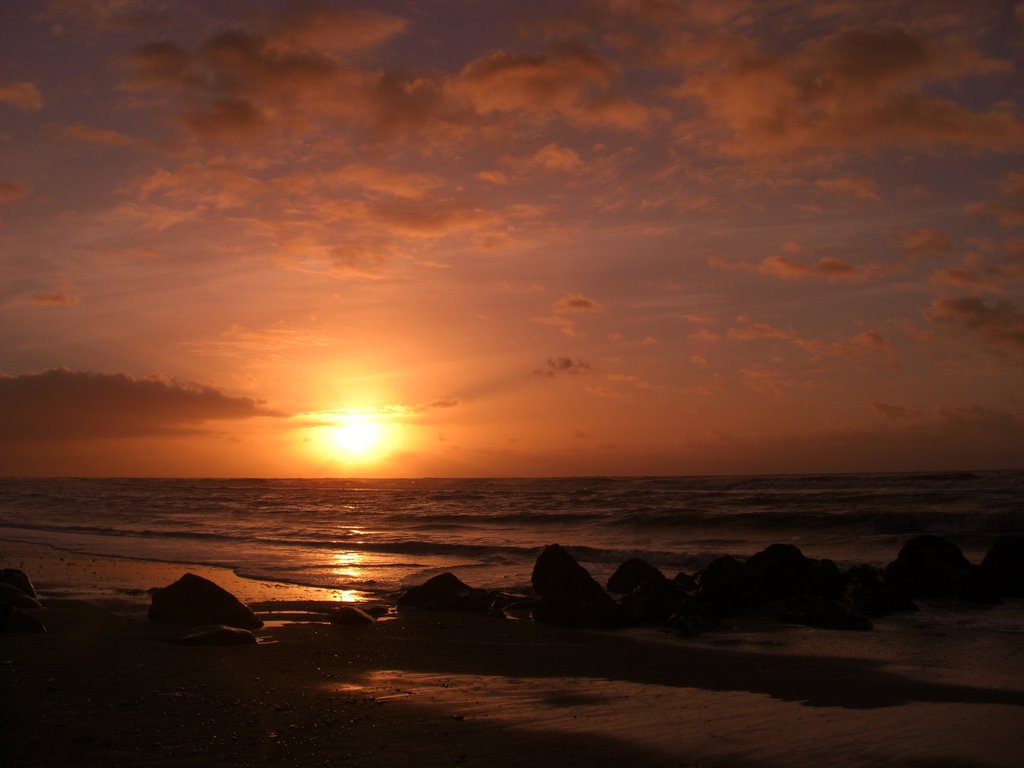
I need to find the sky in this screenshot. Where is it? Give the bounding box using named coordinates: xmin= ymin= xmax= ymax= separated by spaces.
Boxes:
xmin=1 ymin=0 xmax=1023 ymax=478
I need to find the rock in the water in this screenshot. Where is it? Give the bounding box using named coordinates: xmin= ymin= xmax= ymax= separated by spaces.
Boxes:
xmin=531 ymin=544 xmax=618 ymax=627
xmin=842 ymin=564 xmax=916 ymax=617
xmin=328 ymin=605 xmax=376 ymax=625
xmin=1 ymin=568 xmax=37 ymax=598
xmin=672 ymin=571 xmax=699 ymax=593
xmin=620 ymin=578 xmax=698 ymax=625
xmin=744 ymin=544 xmax=843 ymax=604
xmin=980 ymin=536 xmax=1024 ymax=597
xmin=0 ymin=582 xmax=42 ymax=609
xmin=606 ymin=558 xmax=666 ymax=594
xmin=0 ymin=604 xmax=46 ymax=633
xmin=149 ymin=573 xmax=263 ymax=629
xmin=696 ymin=555 xmax=750 ymax=615
xmin=883 ymin=535 xmax=981 ymax=600
xmin=172 ymin=624 xmax=257 ymax=646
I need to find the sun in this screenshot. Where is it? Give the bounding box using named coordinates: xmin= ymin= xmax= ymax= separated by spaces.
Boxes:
xmin=330 ymin=418 xmax=384 ymax=457
xmin=305 ymin=409 xmax=400 ymax=466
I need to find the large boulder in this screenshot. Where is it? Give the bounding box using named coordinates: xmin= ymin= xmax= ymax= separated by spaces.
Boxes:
xmin=149 ymin=573 xmax=263 ymax=629
xmin=606 ymin=558 xmax=666 ymax=594
xmin=0 ymin=604 xmax=46 ymax=633
xmin=531 ymin=544 xmax=618 ymax=627
xmin=842 ymin=564 xmax=916 ymax=617
xmin=1 ymin=568 xmax=37 ymax=598
xmin=0 ymin=582 xmax=41 ymax=610
xmin=980 ymin=536 xmax=1024 ymax=597
xmin=696 ymin=555 xmax=750 ymax=615
xmin=744 ymin=544 xmax=843 ymax=604
xmin=778 ymin=595 xmax=873 ymax=631
xmin=883 ymin=535 xmax=981 ymax=600
xmin=397 ymin=572 xmax=498 ymax=613
xmin=328 ymin=605 xmax=376 ymax=625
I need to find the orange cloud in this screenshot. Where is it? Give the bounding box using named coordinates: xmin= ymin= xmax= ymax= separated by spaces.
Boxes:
xmin=902 ymin=228 xmax=953 ymax=259
xmin=552 ymin=293 xmax=605 ymax=313
xmin=45 ymin=121 xmax=139 ymax=146
xmin=31 ymin=292 xmax=79 ymax=307
xmin=0 ymin=182 xmax=29 ymax=204
xmin=675 ymin=25 xmax=1021 ymax=160
xmin=967 ymin=171 xmax=1024 ymax=227
xmin=815 ymin=175 xmax=879 ymax=200
xmin=0 ymin=81 xmax=43 ymax=111
xmin=710 ymin=253 xmax=883 ymax=282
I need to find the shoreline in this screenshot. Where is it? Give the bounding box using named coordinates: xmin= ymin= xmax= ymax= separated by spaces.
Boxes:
xmin=4 ymin=538 xmax=1024 ymax=766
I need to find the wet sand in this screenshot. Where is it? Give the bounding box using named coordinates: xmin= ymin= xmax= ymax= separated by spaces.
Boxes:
xmin=3 ymin=540 xmax=1024 ymax=767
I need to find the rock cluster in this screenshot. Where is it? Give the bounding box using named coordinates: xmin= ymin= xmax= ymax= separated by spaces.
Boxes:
xmin=394 ymin=534 xmax=1024 ymax=635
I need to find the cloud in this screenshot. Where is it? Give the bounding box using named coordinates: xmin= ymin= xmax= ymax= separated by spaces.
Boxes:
xmin=710 ymin=243 xmax=885 ymax=282
xmin=902 ymin=228 xmax=953 ymax=259
xmin=45 ymin=121 xmax=139 ymax=146
xmin=326 ymin=164 xmax=444 ymax=199
xmin=533 ymin=357 xmax=591 ymax=377
xmin=0 ymin=81 xmax=43 ymax=111
xmin=552 ymin=292 xmax=604 ymax=313
xmin=815 ymin=175 xmax=879 ymax=200
xmin=0 ymin=182 xmax=29 ymax=204
xmin=926 ymin=296 xmax=1024 ymax=351
xmin=727 ymin=321 xmax=793 ymax=341
xmin=674 ymin=24 xmax=1022 ymax=160
xmin=873 ymin=402 xmax=920 ymax=420
xmin=31 ymin=292 xmax=79 ymax=307
xmin=449 ymin=42 xmax=655 ymax=130
xmin=967 ymin=171 xmax=1024 ymax=227
xmin=0 ymin=369 xmax=283 ymax=439
xmin=511 ymin=143 xmax=584 ymax=174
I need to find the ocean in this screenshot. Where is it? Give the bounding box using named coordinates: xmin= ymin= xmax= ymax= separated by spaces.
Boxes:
xmin=1 ymin=472 xmax=1021 ymax=603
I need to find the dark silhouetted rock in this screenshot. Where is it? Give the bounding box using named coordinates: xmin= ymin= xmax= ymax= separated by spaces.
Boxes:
xmin=1 ymin=568 xmax=37 ymax=598
xmin=172 ymin=624 xmax=257 ymax=646
xmin=981 ymin=536 xmax=1024 ymax=597
xmin=607 ymin=558 xmax=666 ymax=594
xmin=778 ymin=595 xmax=873 ymax=631
xmin=531 ymin=544 xmax=618 ymax=627
xmin=842 ymin=564 xmax=916 ymax=617
xmin=672 ymin=571 xmax=698 ymax=593
xmin=0 ymin=582 xmax=41 ymax=609
xmin=399 ymin=572 xmax=469 ymax=607
xmin=397 ymin=573 xmax=501 ymax=613
xmin=744 ymin=544 xmax=843 ymax=604
xmin=619 ymin=577 xmax=690 ymax=625
xmin=0 ymin=604 xmax=46 ymax=632
xmin=696 ymin=555 xmax=750 ymax=615
xmin=328 ymin=605 xmax=376 ymax=625
xmin=883 ymin=535 xmax=980 ymax=600
xmin=149 ymin=573 xmax=263 ymax=629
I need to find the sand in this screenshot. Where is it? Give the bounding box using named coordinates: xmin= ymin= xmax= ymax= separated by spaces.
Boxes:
xmin=3 ymin=539 xmax=1024 ymax=767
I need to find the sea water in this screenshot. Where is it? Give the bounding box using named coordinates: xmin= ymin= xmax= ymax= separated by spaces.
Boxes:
xmin=1 ymin=473 xmax=1021 ymax=600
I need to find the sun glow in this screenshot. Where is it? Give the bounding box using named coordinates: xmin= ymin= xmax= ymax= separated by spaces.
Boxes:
xmin=307 ymin=410 xmax=400 ymax=466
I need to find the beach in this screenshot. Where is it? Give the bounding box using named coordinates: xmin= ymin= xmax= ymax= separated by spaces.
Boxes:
xmin=3 ymin=540 xmax=1023 ymax=768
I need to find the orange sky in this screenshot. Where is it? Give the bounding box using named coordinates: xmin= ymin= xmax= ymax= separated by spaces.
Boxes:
xmin=1 ymin=0 xmax=1023 ymax=477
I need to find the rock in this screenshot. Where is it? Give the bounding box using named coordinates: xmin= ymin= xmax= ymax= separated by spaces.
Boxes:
xmin=328 ymin=605 xmax=376 ymax=625
xmin=980 ymin=536 xmax=1024 ymax=597
xmin=0 ymin=605 xmax=46 ymax=633
xmin=696 ymin=555 xmax=750 ymax=615
xmin=606 ymin=558 xmax=666 ymax=594
xmin=0 ymin=582 xmax=42 ymax=609
xmin=397 ymin=573 xmax=502 ymax=613
xmin=172 ymin=624 xmax=257 ymax=646
xmin=672 ymin=571 xmax=699 ymax=593
xmin=530 ymin=544 xmax=618 ymax=627
xmin=744 ymin=544 xmax=843 ymax=604
xmin=778 ymin=595 xmax=873 ymax=631
xmin=619 ymin=577 xmax=690 ymax=625
xmin=148 ymin=573 xmax=263 ymax=629
xmin=842 ymin=564 xmax=916 ymax=617
xmin=1 ymin=568 xmax=37 ymax=598
xmin=883 ymin=535 xmax=981 ymax=600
